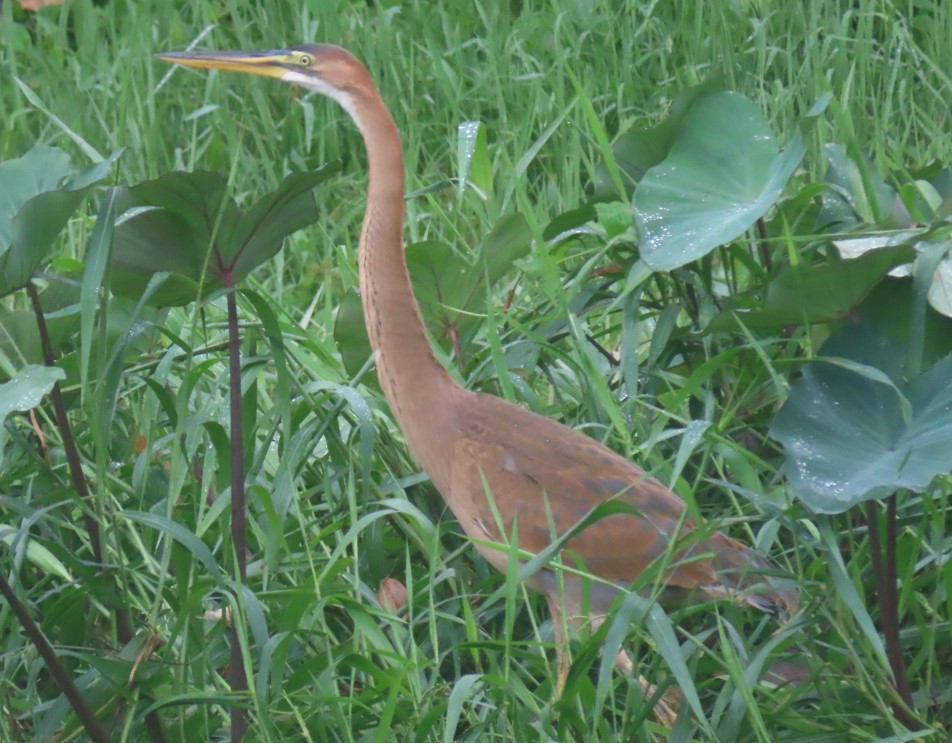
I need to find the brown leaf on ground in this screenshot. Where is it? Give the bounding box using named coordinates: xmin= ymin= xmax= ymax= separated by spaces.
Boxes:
xmin=17 ymin=0 xmax=66 ymax=9
xmin=377 ymin=577 xmax=408 ymax=614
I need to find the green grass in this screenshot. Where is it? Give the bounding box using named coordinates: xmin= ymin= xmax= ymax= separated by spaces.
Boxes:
xmin=1 ymin=0 xmax=951 ymax=741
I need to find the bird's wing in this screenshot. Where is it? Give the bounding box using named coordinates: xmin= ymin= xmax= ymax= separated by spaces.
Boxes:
xmin=448 ymin=393 xmax=722 ymax=592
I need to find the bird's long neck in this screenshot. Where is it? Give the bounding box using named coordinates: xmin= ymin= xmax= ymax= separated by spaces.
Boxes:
xmin=347 ymin=87 xmax=462 ymax=488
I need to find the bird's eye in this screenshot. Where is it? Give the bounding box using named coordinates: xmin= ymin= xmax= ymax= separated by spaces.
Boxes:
xmin=298 ymin=53 xmax=313 ymax=66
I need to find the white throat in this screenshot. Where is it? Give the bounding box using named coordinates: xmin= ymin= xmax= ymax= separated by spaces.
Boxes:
xmin=281 ymin=69 xmax=359 ymax=123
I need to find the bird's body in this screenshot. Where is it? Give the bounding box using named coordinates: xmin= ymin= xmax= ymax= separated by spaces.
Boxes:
xmin=449 ymin=391 xmax=787 ymax=609
xmin=159 ymin=43 xmax=798 ymax=714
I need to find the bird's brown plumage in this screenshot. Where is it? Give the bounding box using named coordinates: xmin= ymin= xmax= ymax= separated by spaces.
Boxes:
xmin=448 ymin=390 xmax=797 ymax=613
xmin=158 ymin=42 xmax=799 ymax=717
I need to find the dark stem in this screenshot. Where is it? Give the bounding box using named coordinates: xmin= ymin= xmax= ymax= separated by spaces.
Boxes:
xmin=0 ymin=572 xmax=110 ymax=743
xmin=865 ymin=497 xmax=916 ymax=728
xmin=884 ymin=496 xmax=914 ymax=709
xmin=225 ymin=279 xmax=248 ymax=742
xmin=27 ymin=282 xmax=104 ymax=567
xmin=585 ymin=333 xmax=619 ymax=367
xmin=28 ymin=283 xmax=167 ymax=741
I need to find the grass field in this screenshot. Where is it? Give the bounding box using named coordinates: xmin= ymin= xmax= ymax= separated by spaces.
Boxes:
xmin=1 ymin=0 xmax=951 ymax=740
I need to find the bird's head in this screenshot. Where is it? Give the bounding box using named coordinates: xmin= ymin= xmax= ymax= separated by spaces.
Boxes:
xmin=157 ymin=43 xmax=371 ymax=113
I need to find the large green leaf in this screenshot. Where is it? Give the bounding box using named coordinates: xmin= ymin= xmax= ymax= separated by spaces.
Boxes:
xmin=334 ymin=213 xmax=531 ymax=375
xmin=230 ymin=170 xmax=337 ymax=279
xmin=111 ymin=171 xmax=235 ymax=305
xmin=0 ymin=148 xmax=71 ymax=247
xmin=835 ymin=231 xmax=952 ymax=320
xmin=111 ymin=166 xmax=336 ymax=306
xmin=634 ymin=92 xmax=805 ymax=271
xmin=592 ymin=79 xmax=723 ymax=197
xmin=0 ymin=274 xmax=85 ymax=368
xmin=0 ymin=364 xmax=65 ymax=464
xmin=927 ymin=243 xmax=952 ymax=318
xmin=817 ymin=144 xmax=900 ymax=229
xmin=0 ymin=309 xmax=75 ymax=368
xmin=855 ymin=278 xmax=952 ymax=369
xmin=0 ymin=147 xmax=121 ymax=295
xmin=769 ymin=325 xmax=952 ymax=513
xmin=707 ymin=244 xmax=915 ymax=331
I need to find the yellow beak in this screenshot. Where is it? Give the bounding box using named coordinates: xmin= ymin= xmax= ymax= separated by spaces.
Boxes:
xmin=156 ymin=49 xmax=293 ymax=78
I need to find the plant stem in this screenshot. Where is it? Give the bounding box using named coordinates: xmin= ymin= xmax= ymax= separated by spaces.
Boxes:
xmin=0 ymin=572 xmax=110 ymax=743
xmin=884 ymin=496 xmax=914 ymax=707
xmin=26 ymin=282 xmax=104 ymax=567
xmin=225 ymin=279 xmax=248 ymax=742
xmin=865 ymin=497 xmax=915 ymax=728
xmin=29 ymin=282 xmax=168 ymax=742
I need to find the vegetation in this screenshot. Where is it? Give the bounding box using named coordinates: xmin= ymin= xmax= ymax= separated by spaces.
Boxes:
xmin=1 ymin=0 xmax=950 ymax=741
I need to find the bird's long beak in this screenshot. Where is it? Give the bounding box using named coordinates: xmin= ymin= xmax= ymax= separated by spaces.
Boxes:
xmin=156 ymin=49 xmax=292 ymax=78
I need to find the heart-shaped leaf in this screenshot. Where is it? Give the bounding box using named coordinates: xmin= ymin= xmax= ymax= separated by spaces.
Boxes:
xmin=817 ymin=144 xmax=900 ymax=229
xmin=230 ymin=169 xmax=339 ymax=279
xmin=769 ymin=324 xmax=952 ymax=513
xmin=111 ymin=166 xmax=337 ymax=306
xmin=707 ymin=244 xmax=915 ymax=331
xmin=854 ymin=278 xmax=952 ymax=369
xmin=0 ymin=148 xmax=72 ymax=247
xmin=592 ymin=79 xmax=724 ymax=197
xmin=634 ymin=92 xmax=805 ymax=271
xmin=927 ymin=246 xmax=952 ymax=318
xmin=0 ymin=147 xmax=121 ymax=295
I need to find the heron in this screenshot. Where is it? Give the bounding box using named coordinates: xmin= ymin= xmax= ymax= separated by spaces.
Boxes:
xmin=158 ymin=43 xmax=799 ymax=722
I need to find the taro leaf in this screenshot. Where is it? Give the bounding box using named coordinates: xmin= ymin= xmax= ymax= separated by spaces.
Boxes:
xmin=918 ymin=234 xmax=952 ymax=319
xmin=334 ymin=213 xmax=531 ymax=376
xmin=592 ymin=79 xmax=724 ymax=197
xmin=0 ymin=364 xmax=65 ymax=463
xmin=855 ymin=278 xmax=952 ymax=369
xmin=230 ymin=168 xmax=339 ymax=280
xmin=707 ymin=244 xmax=915 ymax=331
xmin=0 ymin=148 xmax=71 ymax=247
xmin=833 ymin=230 xmax=952 ymax=319
xmin=0 ymin=147 xmax=122 ymax=295
xmin=832 ymin=232 xmax=916 ymax=278
xmin=634 ymin=92 xmax=805 ymax=271
xmin=111 ymin=171 xmax=237 ymax=305
xmin=111 ymin=166 xmax=335 ymax=306
xmin=0 ymin=273 xmax=83 ymax=367
xmin=769 ymin=325 xmax=952 ymax=513
xmin=817 ymin=144 xmax=899 ymax=230
xmin=480 ymin=214 xmax=533 ymax=272
xmin=928 ymin=250 xmax=952 ymax=318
